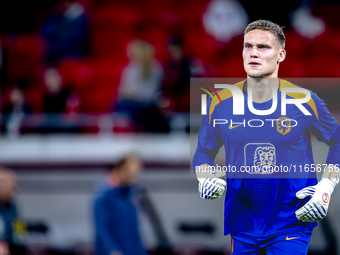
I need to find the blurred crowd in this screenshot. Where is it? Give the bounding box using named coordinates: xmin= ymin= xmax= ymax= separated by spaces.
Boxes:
xmin=0 ymin=0 xmax=340 ymax=135
xmin=0 ymin=1 xmax=339 ymax=254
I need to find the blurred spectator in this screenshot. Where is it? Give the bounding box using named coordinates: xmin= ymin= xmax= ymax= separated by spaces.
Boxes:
xmin=41 ymin=0 xmax=89 ymax=63
xmin=115 ymin=40 xmax=169 ymax=132
xmin=290 ymin=6 xmax=326 ymax=39
xmin=93 ymin=154 xmax=147 ymax=255
xmin=163 ymin=38 xmax=205 ymax=112
xmin=40 ymin=67 xmax=82 ymax=133
xmin=203 ymin=0 xmax=249 ymax=42
xmin=2 ymin=85 xmax=31 ymax=138
xmin=43 ymin=67 xmax=71 ymax=113
xmin=0 ymin=167 xmax=26 ymax=255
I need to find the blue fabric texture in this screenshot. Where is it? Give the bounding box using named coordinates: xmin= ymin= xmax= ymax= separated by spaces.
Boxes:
xmin=193 ymin=79 xmax=340 ymax=237
xmin=94 ymin=181 xmax=147 ymax=255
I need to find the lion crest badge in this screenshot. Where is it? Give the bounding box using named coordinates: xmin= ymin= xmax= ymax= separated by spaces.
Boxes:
xmin=277 ymin=117 xmax=291 ymax=135
xmin=244 ymin=143 xmax=276 ymax=174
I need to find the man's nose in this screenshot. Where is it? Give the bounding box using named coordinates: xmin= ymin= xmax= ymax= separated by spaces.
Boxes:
xmin=250 ymin=48 xmax=259 ymax=58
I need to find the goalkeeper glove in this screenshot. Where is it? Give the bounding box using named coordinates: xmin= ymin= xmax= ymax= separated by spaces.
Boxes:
xmin=295 ymin=165 xmax=339 ymax=222
xmin=196 ymin=164 xmax=226 ymax=200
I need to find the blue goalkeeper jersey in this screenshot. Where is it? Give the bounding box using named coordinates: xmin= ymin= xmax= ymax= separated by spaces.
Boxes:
xmin=193 ymin=79 xmax=340 ymax=237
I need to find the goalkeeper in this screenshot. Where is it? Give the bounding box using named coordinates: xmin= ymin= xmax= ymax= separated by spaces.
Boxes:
xmin=193 ymin=20 xmax=340 ymax=254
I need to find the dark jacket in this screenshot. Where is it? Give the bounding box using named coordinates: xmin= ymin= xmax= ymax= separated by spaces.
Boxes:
xmin=94 ymin=183 xmax=147 ymax=255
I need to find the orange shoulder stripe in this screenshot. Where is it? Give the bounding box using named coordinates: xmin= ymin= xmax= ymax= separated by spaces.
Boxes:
xmin=208 ymin=81 xmax=245 ymax=124
xmin=279 ymin=79 xmax=318 ymax=120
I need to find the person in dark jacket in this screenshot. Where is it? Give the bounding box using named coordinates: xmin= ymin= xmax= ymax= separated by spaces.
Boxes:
xmin=43 ymin=67 xmax=70 ymax=114
xmin=0 ymin=167 xmax=26 ymax=255
xmin=41 ymin=0 xmax=89 ymax=62
xmin=93 ymin=155 xmax=147 ymax=255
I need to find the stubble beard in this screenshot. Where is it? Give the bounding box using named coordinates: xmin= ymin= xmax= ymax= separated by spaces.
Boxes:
xmin=248 ymin=73 xmax=264 ymax=79
xmin=247 ymin=68 xmax=264 ymax=78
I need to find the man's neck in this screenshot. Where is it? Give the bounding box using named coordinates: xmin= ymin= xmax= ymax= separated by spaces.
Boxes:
xmin=247 ymin=77 xmax=279 ymax=103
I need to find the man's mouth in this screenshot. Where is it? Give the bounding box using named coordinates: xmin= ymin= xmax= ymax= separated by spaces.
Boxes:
xmin=249 ymin=61 xmax=261 ymax=66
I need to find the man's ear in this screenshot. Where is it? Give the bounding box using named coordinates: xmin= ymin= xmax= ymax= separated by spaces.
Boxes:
xmin=277 ymin=49 xmax=286 ymax=64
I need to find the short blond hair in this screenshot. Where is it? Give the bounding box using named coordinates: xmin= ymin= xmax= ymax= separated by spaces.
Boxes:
xmin=245 ymin=20 xmax=285 ymax=49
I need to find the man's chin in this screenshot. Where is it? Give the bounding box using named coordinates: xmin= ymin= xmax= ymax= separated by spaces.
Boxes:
xmin=248 ymin=73 xmax=264 ymax=78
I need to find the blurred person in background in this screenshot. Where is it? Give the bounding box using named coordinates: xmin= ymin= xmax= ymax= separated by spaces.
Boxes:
xmin=115 ymin=40 xmax=169 ymax=133
xmin=2 ymin=85 xmax=31 ymax=138
xmin=93 ymin=154 xmax=147 ymax=255
xmin=41 ymin=67 xmax=81 ymax=133
xmin=41 ymin=0 xmax=89 ymax=63
xmin=0 ymin=167 xmax=26 ymax=255
xmin=203 ymin=0 xmax=249 ymax=43
xmin=290 ymin=4 xmax=326 ymax=39
xmin=43 ymin=67 xmax=71 ymax=114
xmin=163 ymin=37 xmax=205 ymax=113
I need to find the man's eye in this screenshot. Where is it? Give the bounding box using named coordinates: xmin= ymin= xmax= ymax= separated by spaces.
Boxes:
xmin=245 ymin=45 xmax=251 ymax=49
xmin=259 ymin=46 xmax=267 ymax=49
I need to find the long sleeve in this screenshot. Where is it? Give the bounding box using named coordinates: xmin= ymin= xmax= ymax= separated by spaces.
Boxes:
xmin=94 ymin=198 xmax=122 ymax=254
xmin=326 ymin=126 xmax=340 ymax=167
xmin=192 ymin=97 xmax=223 ymax=173
xmin=309 ymin=92 xmax=340 ymax=167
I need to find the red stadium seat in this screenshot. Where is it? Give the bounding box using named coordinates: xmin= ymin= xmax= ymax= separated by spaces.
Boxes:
xmin=183 ymin=29 xmax=218 ymax=62
xmin=307 ymin=32 xmax=340 ymax=77
xmin=279 ymin=57 xmax=308 ymax=78
xmin=25 ymin=88 xmax=43 ymax=112
xmin=84 ymin=83 xmax=117 ymax=113
xmin=91 ymin=4 xmax=140 ymax=31
xmin=310 ymin=32 xmax=340 ymax=59
xmin=179 ymin=0 xmax=209 ymax=30
xmin=284 ymin=30 xmax=311 ymax=60
xmin=218 ymin=57 xmax=246 ymax=78
xmin=90 ymin=29 xmax=132 ymax=59
xmin=78 ymin=59 xmax=124 ymax=113
xmin=144 ymin=9 xmax=182 ymax=33
xmin=59 ymin=59 xmax=96 ymax=90
xmin=6 ymin=34 xmax=45 ymax=81
xmin=308 ymin=56 xmax=340 ymax=78
xmin=138 ymin=29 xmax=170 ymax=62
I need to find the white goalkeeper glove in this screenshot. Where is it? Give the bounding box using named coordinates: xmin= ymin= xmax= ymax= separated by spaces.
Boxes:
xmin=196 ymin=164 xmax=226 ymax=200
xmin=295 ymin=165 xmax=339 ymax=222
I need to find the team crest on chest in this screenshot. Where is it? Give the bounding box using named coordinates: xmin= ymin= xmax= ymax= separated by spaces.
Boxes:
xmin=244 ymin=143 xmax=276 ymax=174
xmin=277 ymin=117 xmax=291 ymax=135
